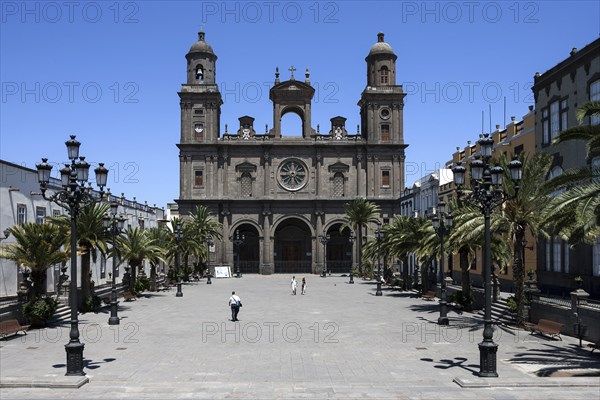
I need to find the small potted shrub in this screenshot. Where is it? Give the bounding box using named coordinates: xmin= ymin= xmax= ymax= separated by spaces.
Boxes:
xmin=23 ymin=297 xmax=58 ymax=328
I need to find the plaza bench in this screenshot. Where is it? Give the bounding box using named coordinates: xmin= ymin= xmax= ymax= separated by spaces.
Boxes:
xmin=101 ymin=296 xmax=111 ymax=306
xmin=422 ymin=291 xmax=436 ymax=301
xmin=588 ymin=340 xmax=600 ymax=353
xmin=526 ymin=319 xmax=564 ymax=340
xmin=0 ymin=319 xmax=30 ymax=339
xmin=123 ymin=291 xmax=137 ymax=302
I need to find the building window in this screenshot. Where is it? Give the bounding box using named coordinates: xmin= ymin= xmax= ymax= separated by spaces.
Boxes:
xmin=593 ymin=237 xmax=600 ymax=277
xmin=240 ymin=172 xmax=252 ymax=197
xmin=592 ymin=80 xmax=600 ymax=125
xmin=194 ymin=109 xmax=204 ymax=115
xmin=592 ymin=157 xmax=600 ymax=183
xmin=542 ymin=109 xmax=549 ymax=144
xmin=333 ymin=172 xmax=344 ymax=197
xmin=36 ymin=207 xmax=46 ymax=224
xmin=545 ymin=239 xmax=551 ymax=271
xmin=52 ymin=209 xmax=61 ymax=217
xmin=550 ymin=101 xmax=560 ymax=141
xmin=100 ymin=254 xmax=106 ymax=279
xmin=381 ymin=170 xmax=390 ymax=187
xmin=380 ymin=66 xmax=389 ymax=85
xmin=563 ymin=243 xmax=569 ymax=273
xmin=546 ymin=236 xmax=568 ymax=273
xmin=514 ymin=144 xmax=524 ymax=156
xmin=194 ymin=123 xmax=204 ymax=140
xmin=194 ymin=170 xmax=204 ymax=187
xmin=381 ymin=124 xmax=390 ymax=141
xmin=139 ymin=219 xmax=145 ymax=230
xmin=17 ymin=204 xmax=27 ymax=224
xmin=548 ymin=166 xmax=564 ymax=197
xmin=195 ymin=65 xmax=204 ymax=81
xmin=560 ymin=99 xmax=568 ymax=131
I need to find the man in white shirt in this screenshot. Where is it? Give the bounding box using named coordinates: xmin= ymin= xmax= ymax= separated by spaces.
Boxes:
xmin=291 ymin=276 xmax=297 ymax=295
xmin=229 ymin=291 xmax=242 ymax=321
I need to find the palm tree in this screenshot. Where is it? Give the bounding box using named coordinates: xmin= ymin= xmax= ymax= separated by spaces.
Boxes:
xmin=545 ymin=101 xmax=600 ymax=244
xmin=341 ymin=198 xmax=381 ymax=276
xmin=1 ymin=223 xmax=69 ymax=299
xmin=49 ymin=202 xmax=110 ymax=302
xmin=187 ymin=205 xmax=223 ymax=274
xmin=118 ymin=226 xmax=163 ymax=292
xmin=378 ymin=215 xmax=435 ymax=293
xmin=145 ymin=226 xmax=171 ymax=291
xmin=451 ymin=153 xmax=552 ymax=324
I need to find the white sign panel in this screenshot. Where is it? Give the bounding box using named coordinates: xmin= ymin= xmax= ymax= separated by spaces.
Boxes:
xmin=214 ymin=266 xmax=231 ymax=278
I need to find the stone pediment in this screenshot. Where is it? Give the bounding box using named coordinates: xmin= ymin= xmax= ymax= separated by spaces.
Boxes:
xmin=328 ymin=162 xmax=350 ymax=173
xmin=235 ymin=162 xmax=257 ymax=172
xmin=270 ymin=80 xmax=315 ymax=102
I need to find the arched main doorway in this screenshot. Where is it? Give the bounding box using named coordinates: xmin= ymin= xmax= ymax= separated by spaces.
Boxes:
xmin=274 ymin=218 xmax=312 ymax=273
xmin=326 ymin=224 xmax=353 ymax=274
xmin=235 ymin=224 xmax=260 ymax=274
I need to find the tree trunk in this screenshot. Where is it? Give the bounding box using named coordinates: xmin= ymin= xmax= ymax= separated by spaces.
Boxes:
xmin=30 ymin=268 xmax=47 ymax=299
xmin=81 ymin=250 xmax=92 ymax=301
xmin=513 ymin=231 xmax=526 ymax=326
xmin=421 ymin=257 xmax=429 ymax=294
xmin=149 ymin=264 xmax=157 ymax=292
xmin=357 ymin=224 xmax=363 ymax=276
xmin=401 ymin=256 xmax=409 ymax=290
xmin=460 ymin=249 xmax=473 ymax=311
xmin=130 ymin=263 xmax=137 ymax=292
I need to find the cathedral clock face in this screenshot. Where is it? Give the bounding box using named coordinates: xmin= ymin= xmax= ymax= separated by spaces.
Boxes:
xmin=278 ymin=159 xmax=308 ymax=191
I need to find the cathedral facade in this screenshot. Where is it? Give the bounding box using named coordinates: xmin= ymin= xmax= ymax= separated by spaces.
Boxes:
xmin=177 ymin=32 xmax=408 ymax=274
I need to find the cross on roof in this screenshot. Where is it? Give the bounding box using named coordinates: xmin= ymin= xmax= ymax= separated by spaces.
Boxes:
xmin=288 ymin=66 xmax=296 ymax=80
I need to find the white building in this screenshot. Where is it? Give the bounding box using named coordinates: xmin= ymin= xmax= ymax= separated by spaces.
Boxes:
xmin=0 ymin=160 xmax=166 ymax=298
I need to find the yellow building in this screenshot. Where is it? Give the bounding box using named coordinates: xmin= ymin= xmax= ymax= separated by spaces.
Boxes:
xmin=442 ymin=107 xmax=536 ymax=291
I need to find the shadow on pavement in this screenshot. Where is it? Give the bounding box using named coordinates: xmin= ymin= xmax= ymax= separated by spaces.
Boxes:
xmin=52 ymin=357 xmax=117 ymax=371
xmin=507 ymin=342 xmax=600 ymax=377
xmin=420 ymin=356 xmax=479 ymax=376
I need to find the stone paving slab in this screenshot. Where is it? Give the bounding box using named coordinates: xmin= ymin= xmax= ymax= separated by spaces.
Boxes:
xmin=1 ymin=275 xmax=599 ymax=399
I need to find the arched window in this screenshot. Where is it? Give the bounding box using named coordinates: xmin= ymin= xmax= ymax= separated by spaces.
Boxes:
xmin=241 ymin=172 xmax=252 ymax=197
xmin=333 ymin=172 xmax=344 ymax=197
xmin=380 ymin=66 xmax=389 ymax=85
xmin=196 ymin=65 xmax=204 ymax=81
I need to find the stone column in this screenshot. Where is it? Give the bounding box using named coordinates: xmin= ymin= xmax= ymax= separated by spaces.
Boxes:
xmin=315 ymin=153 xmax=322 ymax=197
xmin=261 ymin=209 xmax=273 ymax=274
xmin=315 ymin=210 xmax=324 ymax=273
xmin=221 ymin=210 xmax=231 ymax=266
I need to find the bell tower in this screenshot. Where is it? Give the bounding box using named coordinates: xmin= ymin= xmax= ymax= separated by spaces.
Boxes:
xmin=358 ymin=32 xmax=405 ymax=144
xmin=179 ymin=31 xmax=222 ymax=144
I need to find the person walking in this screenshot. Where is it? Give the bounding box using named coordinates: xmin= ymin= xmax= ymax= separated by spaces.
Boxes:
xmin=301 ymin=277 xmax=307 ymax=295
xmin=291 ymin=276 xmax=297 ymax=295
xmin=229 ymin=291 xmax=242 ymax=321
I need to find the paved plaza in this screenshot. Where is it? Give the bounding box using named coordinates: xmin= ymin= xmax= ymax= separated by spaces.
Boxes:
xmin=1 ymin=275 xmax=599 ymax=399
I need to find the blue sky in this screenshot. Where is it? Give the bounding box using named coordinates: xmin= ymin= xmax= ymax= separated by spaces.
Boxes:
xmin=1 ymin=1 xmax=599 ymax=208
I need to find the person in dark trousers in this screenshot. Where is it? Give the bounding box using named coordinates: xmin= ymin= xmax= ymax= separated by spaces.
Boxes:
xmin=229 ymin=291 xmax=242 ymax=321
xmin=301 ymin=277 xmax=307 ymax=295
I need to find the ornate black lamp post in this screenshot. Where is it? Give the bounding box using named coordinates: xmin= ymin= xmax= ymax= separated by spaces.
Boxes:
xmin=103 ymin=203 xmax=125 ymax=325
xmin=36 ymin=135 xmax=108 ymax=376
xmin=319 ymin=232 xmax=330 ymax=277
xmin=452 ymin=134 xmax=522 ymax=378
xmin=174 ymin=221 xmax=183 ymax=297
xmin=0 ymin=229 xmax=9 ymax=241
xmin=375 ymin=225 xmax=383 ymax=296
xmin=232 ymin=230 xmax=245 ymax=278
xmin=348 ymin=230 xmax=356 ymax=284
xmin=432 ymin=202 xmax=453 ymax=326
xmin=206 ymin=235 xmax=213 ymax=284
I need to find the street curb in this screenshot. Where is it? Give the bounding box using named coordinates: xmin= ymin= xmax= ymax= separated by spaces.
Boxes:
xmin=454 ymin=377 xmax=600 ymax=388
xmin=0 ymin=376 xmax=89 ymax=389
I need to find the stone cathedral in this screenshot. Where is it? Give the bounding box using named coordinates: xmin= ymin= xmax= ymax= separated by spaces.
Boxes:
xmin=177 ymin=31 xmax=407 ymax=274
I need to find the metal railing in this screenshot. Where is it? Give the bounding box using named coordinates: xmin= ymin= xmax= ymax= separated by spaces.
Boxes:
xmin=274 ymin=261 xmax=312 ymax=274
xmin=327 ymin=260 xmax=352 ymax=274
